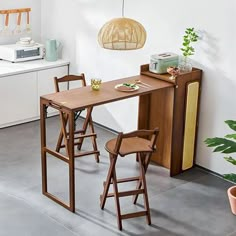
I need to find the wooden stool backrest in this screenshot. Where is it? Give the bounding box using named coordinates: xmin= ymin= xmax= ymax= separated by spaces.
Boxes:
xmin=114 ymin=128 xmax=159 ymax=157
xmin=54 ymin=74 xmax=86 ymax=92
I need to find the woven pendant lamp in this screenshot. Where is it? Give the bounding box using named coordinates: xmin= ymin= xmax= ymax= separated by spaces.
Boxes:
xmin=98 ymin=0 xmax=146 ymax=50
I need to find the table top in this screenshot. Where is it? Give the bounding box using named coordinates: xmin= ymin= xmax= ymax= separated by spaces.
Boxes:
xmin=41 ymin=74 xmax=174 ymax=112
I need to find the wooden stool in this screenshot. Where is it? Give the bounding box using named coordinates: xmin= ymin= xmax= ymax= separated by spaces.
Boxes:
xmin=100 ymin=128 xmax=159 ymax=230
xmin=54 ymin=74 xmax=100 ymax=162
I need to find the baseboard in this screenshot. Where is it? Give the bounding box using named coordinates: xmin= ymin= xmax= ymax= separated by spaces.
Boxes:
xmin=195 ymin=164 xmax=224 ymax=179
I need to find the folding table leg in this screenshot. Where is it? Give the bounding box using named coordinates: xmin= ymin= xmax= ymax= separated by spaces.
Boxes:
xmin=68 ymin=111 xmax=75 ymax=212
xmin=40 ymin=100 xmax=47 ymax=194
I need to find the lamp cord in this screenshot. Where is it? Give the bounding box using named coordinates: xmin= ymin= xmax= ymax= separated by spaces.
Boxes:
xmin=122 ymin=0 xmax=124 ymax=17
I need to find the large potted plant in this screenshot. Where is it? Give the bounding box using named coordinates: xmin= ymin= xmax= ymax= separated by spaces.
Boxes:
xmin=205 ymin=120 xmax=236 ymax=215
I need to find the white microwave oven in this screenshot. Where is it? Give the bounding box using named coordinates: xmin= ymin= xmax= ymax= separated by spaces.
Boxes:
xmin=0 ymin=43 xmax=45 ymax=62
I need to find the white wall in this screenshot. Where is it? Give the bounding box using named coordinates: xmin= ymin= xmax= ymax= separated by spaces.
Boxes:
xmin=0 ymin=0 xmax=41 ymax=44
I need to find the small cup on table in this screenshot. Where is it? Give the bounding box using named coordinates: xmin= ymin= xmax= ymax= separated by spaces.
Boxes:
xmin=91 ymin=79 xmax=102 ymax=91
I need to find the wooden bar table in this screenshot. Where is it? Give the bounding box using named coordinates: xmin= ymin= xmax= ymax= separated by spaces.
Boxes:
xmin=40 ymin=66 xmax=202 ymax=212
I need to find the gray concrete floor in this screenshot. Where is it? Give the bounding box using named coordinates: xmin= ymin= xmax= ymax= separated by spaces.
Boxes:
xmin=0 ymin=116 xmax=235 ymax=236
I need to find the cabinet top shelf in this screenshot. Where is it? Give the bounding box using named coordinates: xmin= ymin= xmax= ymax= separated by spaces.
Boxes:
xmin=0 ymin=59 xmax=70 ymax=78
xmin=140 ymin=64 xmax=202 ymax=85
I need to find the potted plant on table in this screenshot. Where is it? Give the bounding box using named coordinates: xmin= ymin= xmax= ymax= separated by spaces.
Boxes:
xmin=179 ymin=27 xmax=199 ymax=73
xmin=205 ymin=120 xmax=236 ymax=215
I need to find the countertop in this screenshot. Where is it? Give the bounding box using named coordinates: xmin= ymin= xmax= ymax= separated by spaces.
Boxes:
xmin=0 ymin=59 xmax=70 ymax=78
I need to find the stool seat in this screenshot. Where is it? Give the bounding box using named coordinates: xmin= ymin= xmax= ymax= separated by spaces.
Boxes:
xmin=106 ymin=137 xmax=153 ymax=156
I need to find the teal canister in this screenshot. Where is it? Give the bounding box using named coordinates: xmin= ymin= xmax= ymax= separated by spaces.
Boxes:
xmin=45 ymin=39 xmax=60 ymax=61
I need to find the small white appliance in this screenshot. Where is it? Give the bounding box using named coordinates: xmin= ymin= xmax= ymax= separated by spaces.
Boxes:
xmin=149 ymin=52 xmax=179 ymax=74
xmin=0 ymin=43 xmax=45 ymax=62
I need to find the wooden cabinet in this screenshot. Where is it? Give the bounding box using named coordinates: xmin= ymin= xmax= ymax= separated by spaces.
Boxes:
xmin=0 ymin=62 xmax=69 ymax=128
xmin=138 ymin=65 xmax=202 ymax=176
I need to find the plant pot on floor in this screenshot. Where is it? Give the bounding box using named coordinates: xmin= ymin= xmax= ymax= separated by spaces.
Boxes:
xmin=228 ymin=186 xmax=236 ymax=215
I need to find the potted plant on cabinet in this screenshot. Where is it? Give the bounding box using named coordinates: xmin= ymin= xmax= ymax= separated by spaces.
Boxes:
xmin=205 ymin=120 xmax=236 ymax=215
xmin=179 ymin=27 xmax=199 ymax=73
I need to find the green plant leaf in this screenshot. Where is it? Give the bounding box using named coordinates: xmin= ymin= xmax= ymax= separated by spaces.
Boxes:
xmin=204 ymin=137 xmax=236 ymax=154
xmin=205 ymin=120 xmax=236 ymax=182
xmin=225 ymin=120 xmax=236 ymax=131
xmin=214 ymin=145 xmax=229 ymax=152
xmin=224 ymin=173 xmax=236 ymax=183
xmin=224 ymin=156 xmax=236 ymax=165
xmin=181 ymin=27 xmax=198 ymax=58
xmin=225 ymin=134 xmax=236 ymax=140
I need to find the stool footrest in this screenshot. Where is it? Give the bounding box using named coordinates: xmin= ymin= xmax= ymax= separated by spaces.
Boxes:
xmin=64 ymin=131 xmax=97 ymax=138
xmin=59 ymin=135 xmax=97 ymax=148
xmin=116 ymin=176 xmax=140 ymax=183
xmin=63 ymin=133 xmax=97 ymax=140
xmin=105 ymin=189 xmax=144 ymax=198
xmin=74 ymin=150 xmax=100 ymax=158
xmin=103 ymin=176 xmax=140 ymax=186
xmin=121 ymin=211 xmax=148 ymax=220
xmin=74 ymin=133 xmax=97 ymax=139
xmin=64 ymin=129 xmax=85 ymax=135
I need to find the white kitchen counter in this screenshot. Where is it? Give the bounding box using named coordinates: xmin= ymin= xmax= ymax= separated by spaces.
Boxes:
xmin=0 ymin=59 xmax=70 ymax=78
